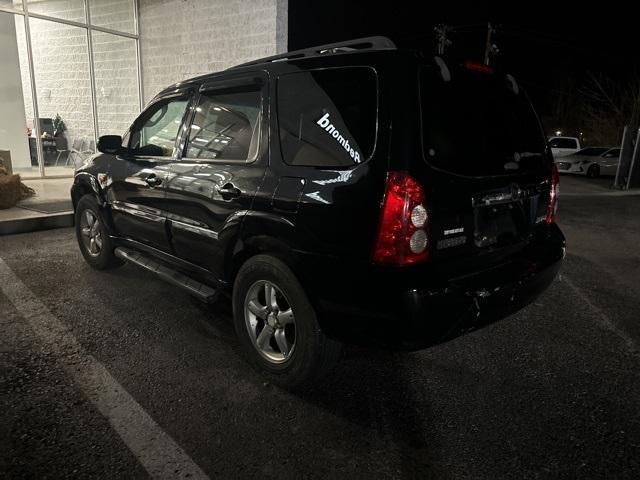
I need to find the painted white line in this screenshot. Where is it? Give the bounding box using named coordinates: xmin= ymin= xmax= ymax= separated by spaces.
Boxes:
xmin=0 ymin=258 xmax=209 ymax=480
xmin=561 ymin=191 xmax=640 ymax=197
xmin=562 ymin=274 xmax=638 ymax=354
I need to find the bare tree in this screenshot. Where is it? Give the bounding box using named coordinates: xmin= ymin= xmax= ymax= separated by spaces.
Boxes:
xmin=580 ymin=71 xmax=640 ymax=145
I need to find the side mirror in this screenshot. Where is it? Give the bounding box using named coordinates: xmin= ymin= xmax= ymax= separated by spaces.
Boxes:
xmin=97 ymin=135 xmax=123 ymax=155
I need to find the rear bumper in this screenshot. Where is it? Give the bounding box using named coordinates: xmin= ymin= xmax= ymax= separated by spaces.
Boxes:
xmin=396 ymin=248 xmax=562 ymax=349
xmin=300 ymin=224 xmax=565 ymax=349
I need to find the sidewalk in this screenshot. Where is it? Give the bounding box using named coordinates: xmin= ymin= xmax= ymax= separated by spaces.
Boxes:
xmin=560 ymin=174 xmax=640 ymax=196
xmin=0 ymin=178 xmax=73 ymax=235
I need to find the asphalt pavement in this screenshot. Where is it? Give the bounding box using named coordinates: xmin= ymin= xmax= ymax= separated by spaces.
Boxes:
xmin=1 ymin=174 xmax=639 ymax=479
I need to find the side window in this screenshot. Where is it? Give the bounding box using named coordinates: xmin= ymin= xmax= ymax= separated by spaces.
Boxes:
xmin=277 ymin=67 xmax=378 ymax=167
xmin=129 ymin=96 xmax=189 ymax=157
xmin=184 ymin=88 xmax=262 ymax=162
xmin=604 ymin=149 xmax=621 ymax=158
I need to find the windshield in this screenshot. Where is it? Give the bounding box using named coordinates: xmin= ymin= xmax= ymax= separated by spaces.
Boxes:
xmin=421 ymin=67 xmax=547 ymax=177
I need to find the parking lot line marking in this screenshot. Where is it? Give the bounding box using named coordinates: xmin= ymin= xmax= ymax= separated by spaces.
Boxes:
xmin=560 ymin=192 xmax=640 ymax=197
xmin=563 ymin=274 xmax=638 ymax=354
xmin=0 ymin=258 xmax=210 ymax=480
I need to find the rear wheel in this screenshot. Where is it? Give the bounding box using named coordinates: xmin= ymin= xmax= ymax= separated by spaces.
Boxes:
xmin=232 ymin=254 xmax=340 ymax=389
xmin=587 ymin=164 xmax=600 ymax=178
xmin=75 ymin=195 xmax=122 ymax=270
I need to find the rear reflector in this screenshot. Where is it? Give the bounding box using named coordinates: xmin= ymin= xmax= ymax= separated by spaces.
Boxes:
xmin=545 ymin=163 xmax=560 ymax=224
xmin=372 ymin=172 xmax=429 ymax=266
xmin=464 ymin=61 xmax=494 ymax=74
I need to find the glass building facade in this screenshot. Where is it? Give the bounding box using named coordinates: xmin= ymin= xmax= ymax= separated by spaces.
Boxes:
xmin=0 ymin=0 xmax=141 ymax=178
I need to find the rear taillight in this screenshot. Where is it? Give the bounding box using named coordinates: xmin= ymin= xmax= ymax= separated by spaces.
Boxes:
xmin=545 ymin=164 xmax=560 ymax=224
xmin=372 ymin=172 xmax=429 ymax=266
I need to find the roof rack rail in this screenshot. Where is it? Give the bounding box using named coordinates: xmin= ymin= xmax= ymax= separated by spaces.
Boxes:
xmin=229 ymin=36 xmax=397 ymax=70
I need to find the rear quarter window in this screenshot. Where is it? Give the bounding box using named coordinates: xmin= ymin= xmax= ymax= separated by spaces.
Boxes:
xmin=277 ymin=67 xmax=377 ymax=168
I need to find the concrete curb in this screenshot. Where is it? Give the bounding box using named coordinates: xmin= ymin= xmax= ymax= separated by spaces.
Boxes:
xmin=0 ymin=211 xmax=74 ymax=236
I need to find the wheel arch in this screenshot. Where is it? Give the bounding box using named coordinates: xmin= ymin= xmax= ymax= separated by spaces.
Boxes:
xmin=72 ymin=173 xmax=117 ymax=235
xmin=71 ymin=173 xmax=105 ymax=210
xmin=225 ymin=212 xmax=303 ymax=287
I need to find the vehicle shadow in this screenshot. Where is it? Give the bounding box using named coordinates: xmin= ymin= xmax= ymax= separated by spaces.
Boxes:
xmin=90 ymin=266 xmax=445 ymax=477
xmin=297 ymin=346 xmax=445 ymax=479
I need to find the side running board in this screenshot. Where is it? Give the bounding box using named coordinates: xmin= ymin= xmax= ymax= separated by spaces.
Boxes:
xmin=114 ymin=247 xmax=218 ymax=303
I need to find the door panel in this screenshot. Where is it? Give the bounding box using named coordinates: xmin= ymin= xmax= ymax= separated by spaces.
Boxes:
xmin=107 ymin=159 xmax=172 ymax=251
xmin=600 ymin=151 xmax=620 ymax=175
xmin=106 ymin=92 xmax=192 ymax=252
xmin=164 ymin=162 xmax=266 ymax=276
xmin=163 ymin=75 xmax=268 ymax=277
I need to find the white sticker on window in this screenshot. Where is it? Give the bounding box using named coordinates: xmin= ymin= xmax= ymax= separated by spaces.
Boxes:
xmin=316 ymin=113 xmax=361 ymax=163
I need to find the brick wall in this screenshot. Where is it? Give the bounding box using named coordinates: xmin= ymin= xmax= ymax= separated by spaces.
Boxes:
xmin=139 ymin=0 xmax=288 ymax=104
xmin=92 ymin=31 xmax=139 ymax=136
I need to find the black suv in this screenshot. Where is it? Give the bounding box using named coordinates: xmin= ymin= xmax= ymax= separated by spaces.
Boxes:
xmin=71 ymin=37 xmax=565 ymax=388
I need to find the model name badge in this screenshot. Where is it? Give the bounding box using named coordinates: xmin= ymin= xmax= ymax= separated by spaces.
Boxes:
xmin=316 ymin=113 xmax=361 ymax=163
xmin=444 ymin=227 xmax=465 ymax=236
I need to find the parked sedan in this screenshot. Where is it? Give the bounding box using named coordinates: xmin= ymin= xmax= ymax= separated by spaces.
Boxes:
xmin=555 ymin=147 xmax=620 ymax=177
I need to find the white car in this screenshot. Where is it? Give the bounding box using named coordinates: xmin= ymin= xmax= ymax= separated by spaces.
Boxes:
xmin=548 ymin=136 xmax=581 ymax=157
xmin=554 ymin=147 xmax=621 ymax=177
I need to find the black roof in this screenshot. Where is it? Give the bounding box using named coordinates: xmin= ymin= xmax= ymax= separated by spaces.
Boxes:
xmin=156 ymin=37 xmax=397 ymax=99
xmin=229 ymin=36 xmax=396 ymax=69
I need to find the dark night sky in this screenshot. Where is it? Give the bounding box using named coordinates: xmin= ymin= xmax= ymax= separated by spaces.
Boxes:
xmin=288 ymin=1 xmax=638 ymax=137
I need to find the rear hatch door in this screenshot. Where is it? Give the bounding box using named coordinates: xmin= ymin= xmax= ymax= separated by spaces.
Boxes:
xmin=419 ymin=65 xmax=552 ymax=271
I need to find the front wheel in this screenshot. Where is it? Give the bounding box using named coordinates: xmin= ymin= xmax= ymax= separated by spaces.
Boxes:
xmin=75 ymin=194 xmax=122 ymax=270
xmin=587 ymin=164 xmax=600 ymax=178
xmin=232 ymin=254 xmax=341 ymax=389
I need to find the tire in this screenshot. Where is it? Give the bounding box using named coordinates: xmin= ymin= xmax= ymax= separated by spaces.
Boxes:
xmin=75 ymin=194 xmax=122 ymax=270
xmin=232 ymin=254 xmax=341 ymax=389
xmin=587 ymin=164 xmax=600 ymax=178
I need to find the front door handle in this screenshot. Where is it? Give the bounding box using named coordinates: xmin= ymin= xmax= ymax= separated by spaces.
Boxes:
xmin=145 ymin=174 xmax=162 ymax=187
xmin=217 ymin=183 xmax=241 ymax=199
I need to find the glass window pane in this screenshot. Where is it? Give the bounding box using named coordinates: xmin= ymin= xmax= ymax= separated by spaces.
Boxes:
xmin=26 ymin=0 xmax=85 ymax=23
xmin=92 ymin=31 xmax=139 ymax=136
xmin=89 ymin=0 xmax=135 ymax=34
xmin=30 ymin=18 xmax=95 ymax=174
xmin=130 ymin=97 xmax=188 ymax=157
xmin=421 ymin=68 xmax=547 ymax=177
xmin=0 ymin=13 xmax=40 ymax=177
xmin=0 ymin=1 xmax=23 ymax=12
xmin=186 ymin=89 xmax=262 ymax=161
xmin=277 ymin=67 xmax=378 ymax=167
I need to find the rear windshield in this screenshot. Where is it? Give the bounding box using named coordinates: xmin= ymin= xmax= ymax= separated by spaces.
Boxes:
xmin=277 ymin=67 xmax=377 ymax=168
xmin=421 ymin=68 xmax=547 ymax=177
xmin=549 ymin=138 xmax=578 ymax=149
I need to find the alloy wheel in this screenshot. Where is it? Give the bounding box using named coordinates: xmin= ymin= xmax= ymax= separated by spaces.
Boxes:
xmin=80 ymin=210 xmax=103 ymax=257
xmin=244 ymin=280 xmax=296 ymax=364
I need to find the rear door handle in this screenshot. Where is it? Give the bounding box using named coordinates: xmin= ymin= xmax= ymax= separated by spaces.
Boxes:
xmin=217 ymin=183 xmax=241 ymax=199
xmin=145 ymin=174 xmax=162 ymax=187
